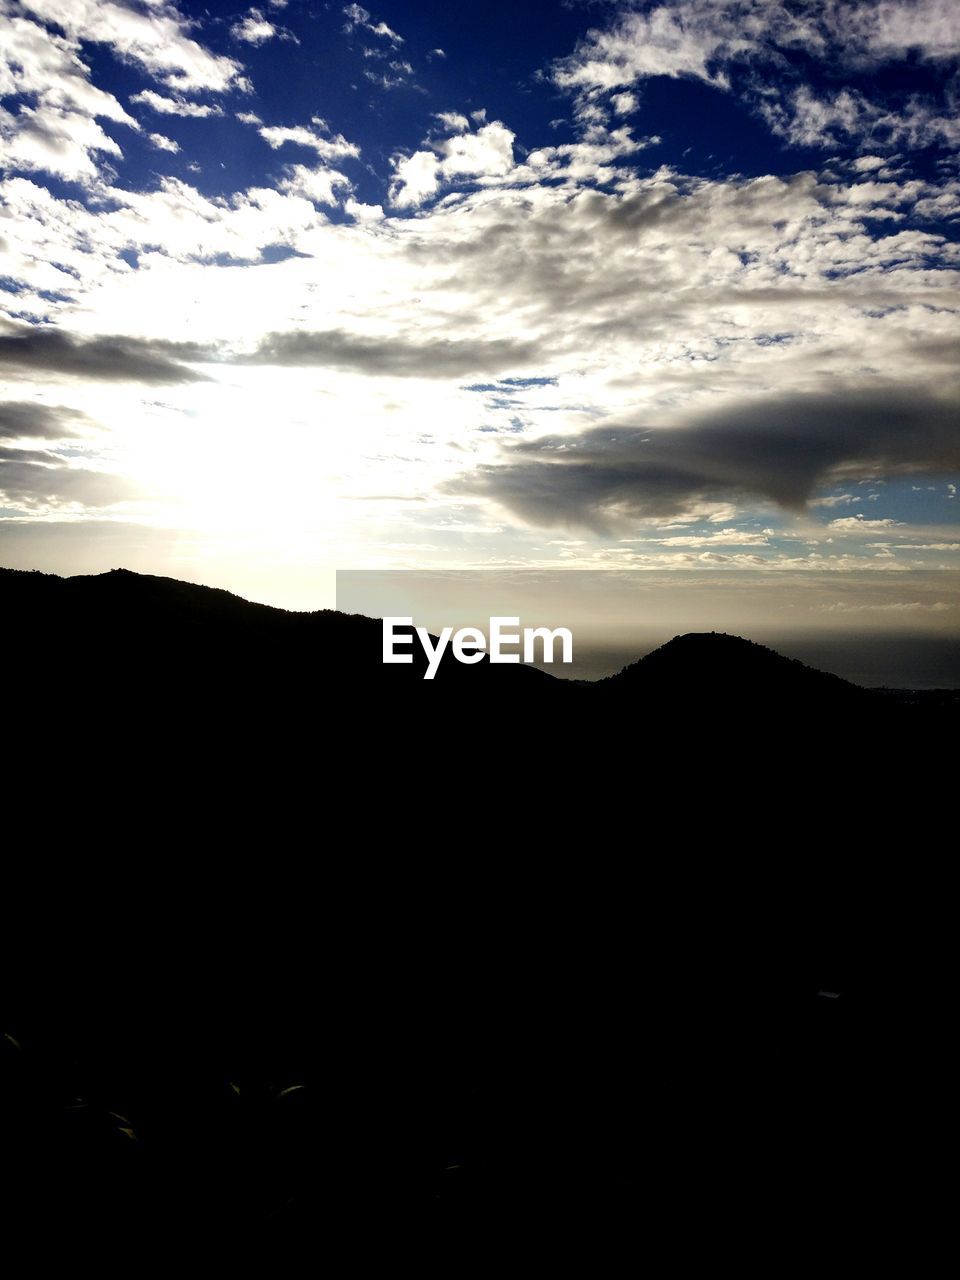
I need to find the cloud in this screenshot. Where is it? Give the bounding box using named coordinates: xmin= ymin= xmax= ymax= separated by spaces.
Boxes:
xmin=258 ymin=121 xmax=360 ymax=161
xmin=389 ymin=114 xmax=663 ymax=206
xmin=552 ymin=3 xmax=746 ymax=93
xmin=819 ymin=600 xmax=954 ymax=613
xmin=0 ymin=101 xmax=126 ymax=183
xmin=1 ymin=16 xmax=957 ymax=580
xmin=0 ymin=449 xmax=134 ymax=507
xmin=342 ymin=4 xmax=403 ymax=45
xmin=0 ymin=6 xmax=138 ymax=125
xmin=760 ymin=86 xmax=873 ymax=149
xmin=0 ymin=169 xmax=341 ymax=274
xmin=278 ymin=163 xmax=352 ymax=206
xmin=811 ymin=493 xmax=859 ymax=508
xmin=523 ymin=125 xmax=657 ymax=184
xmin=453 ymin=385 xmax=960 ymax=531
xmin=344 ymin=197 xmax=384 ymax=222
xmin=654 ymin=528 xmax=771 ymax=547
xmin=889 ymin=542 xmax=960 ymax=550
xmin=0 ymin=3 xmax=246 ymax=182
xmin=343 ymin=5 xmax=413 ymax=87
xmin=828 ymin=516 xmax=905 ymax=531
xmin=362 ymin=61 xmax=416 ymax=91
xmin=389 ymin=149 xmax=440 ymax=207
xmin=149 ymin=131 xmax=179 ymax=153
xmin=231 ymin=6 xmax=297 ymax=47
xmin=0 ymin=400 xmax=89 ymax=439
xmin=438 ymin=121 xmax=516 ymax=180
xmin=130 ymin=90 xmax=224 ymax=118
xmin=551 ymin=1 xmax=960 ymax=154
xmin=760 ymin=85 xmax=960 ymax=151
xmin=823 ymin=0 xmax=960 ymax=65
xmin=18 ymin=0 xmax=245 ymax=93
xmin=0 ymin=5 xmax=145 ymax=183
xmin=0 ymin=327 xmax=210 ymax=383
xmin=242 ymin=329 xmax=539 ymax=377
xmin=231 ymin=8 xmax=276 ymax=45
xmin=554 ymin=0 xmax=960 ymax=94
xmin=434 ymin=113 xmax=470 ymax=134
xmin=390 ymin=119 xmax=516 ymax=206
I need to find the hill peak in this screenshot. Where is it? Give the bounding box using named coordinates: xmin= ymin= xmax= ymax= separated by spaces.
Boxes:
xmin=600 ymin=627 xmax=861 ymax=702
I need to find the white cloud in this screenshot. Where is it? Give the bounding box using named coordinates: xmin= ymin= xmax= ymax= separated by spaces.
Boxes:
xmin=760 ymin=86 xmax=871 ymax=148
xmin=0 ymin=101 xmax=125 ymax=183
xmin=362 ymin=61 xmax=415 ymax=90
xmin=828 ymin=517 xmax=905 ymax=531
xmin=0 ymin=7 xmax=136 ymax=125
xmin=761 ymin=85 xmax=960 ymax=151
xmin=279 ymin=163 xmax=351 ymax=206
xmin=231 ymin=9 xmax=278 ymax=46
xmin=553 ymin=4 xmax=746 ymax=93
xmin=258 ymin=121 xmax=360 ymax=162
xmin=434 ymin=112 xmax=469 ymax=134
xmin=391 ymin=115 xmax=663 ymax=207
xmin=345 ymin=197 xmax=384 ymax=223
xmin=389 ymin=121 xmax=516 ymax=207
xmin=554 ymin=1 xmax=960 ymax=95
xmin=19 ymin=0 xmax=245 ymax=92
xmin=370 ymin=22 xmax=402 ymax=43
xmin=342 ymin=4 xmax=403 ymax=45
xmin=656 ymin=529 xmax=771 ymax=547
xmin=524 ymin=125 xmax=657 ymax=184
xmin=130 ymin=90 xmax=224 ymax=118
xmin=149 ymin=131 xmax=179 ymax=153
xmin=823 ymin=0 xmax=960 ymax=65
xmin=551 ymin=1 xmax=960 ymax=155
xmin=389 ymin=149 xmax=440 ymax=207
xmin=1 ymin=9 xmax=958 ymax=588
xmin=819 ymin=600 xmax=954 ymax=612
xmin=0 ymin=4 xmax=144 ymax=182
xmin=811 ymin=493 xmax=858 ymax=507
xmin=851 ymin=155 xmax=888 ymax=173
xmin=439 ymin=121 xmax=515 ymax=180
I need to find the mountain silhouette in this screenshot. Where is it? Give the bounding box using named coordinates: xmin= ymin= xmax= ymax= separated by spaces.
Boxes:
xmin=5 ymin=564 xmax=955 ymax=773
xmin=1 ymin=566 xmax=941 ymax=1260
xmin=2 ymin=563 xmax=953 ymax=813
xmin=3 ymin=564 xmax=951 ymax=698
xmin=599 ymin=629 xmax=869 ymax=709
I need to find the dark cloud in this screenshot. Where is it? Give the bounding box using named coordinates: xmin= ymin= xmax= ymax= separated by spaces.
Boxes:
xmin=454 ymin=385 xmax=960 ymax=530
xmin=0 ymin=455 xmax=135 ymax=506
xmin=0 ymin=446 xmax=62 ymax=463
xmin=0 ymin=329 xmax=211 ymax=384
xmin=0 ymin=401 xmax=89 ymax=439
xmin=243 ymin=329 xmax=539 ymax=377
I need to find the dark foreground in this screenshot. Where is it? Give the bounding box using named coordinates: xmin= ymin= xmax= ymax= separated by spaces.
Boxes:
xmin=2 ymin=567 xmax=947 ymax=1261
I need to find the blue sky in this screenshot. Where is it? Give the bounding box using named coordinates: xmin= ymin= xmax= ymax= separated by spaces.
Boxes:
xmin=0 ymin=0 xmax=958 ymax=621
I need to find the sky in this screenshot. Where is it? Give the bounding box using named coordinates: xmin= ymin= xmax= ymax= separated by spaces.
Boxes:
xmin=0 ymin=0 xmax=958 ymax=629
